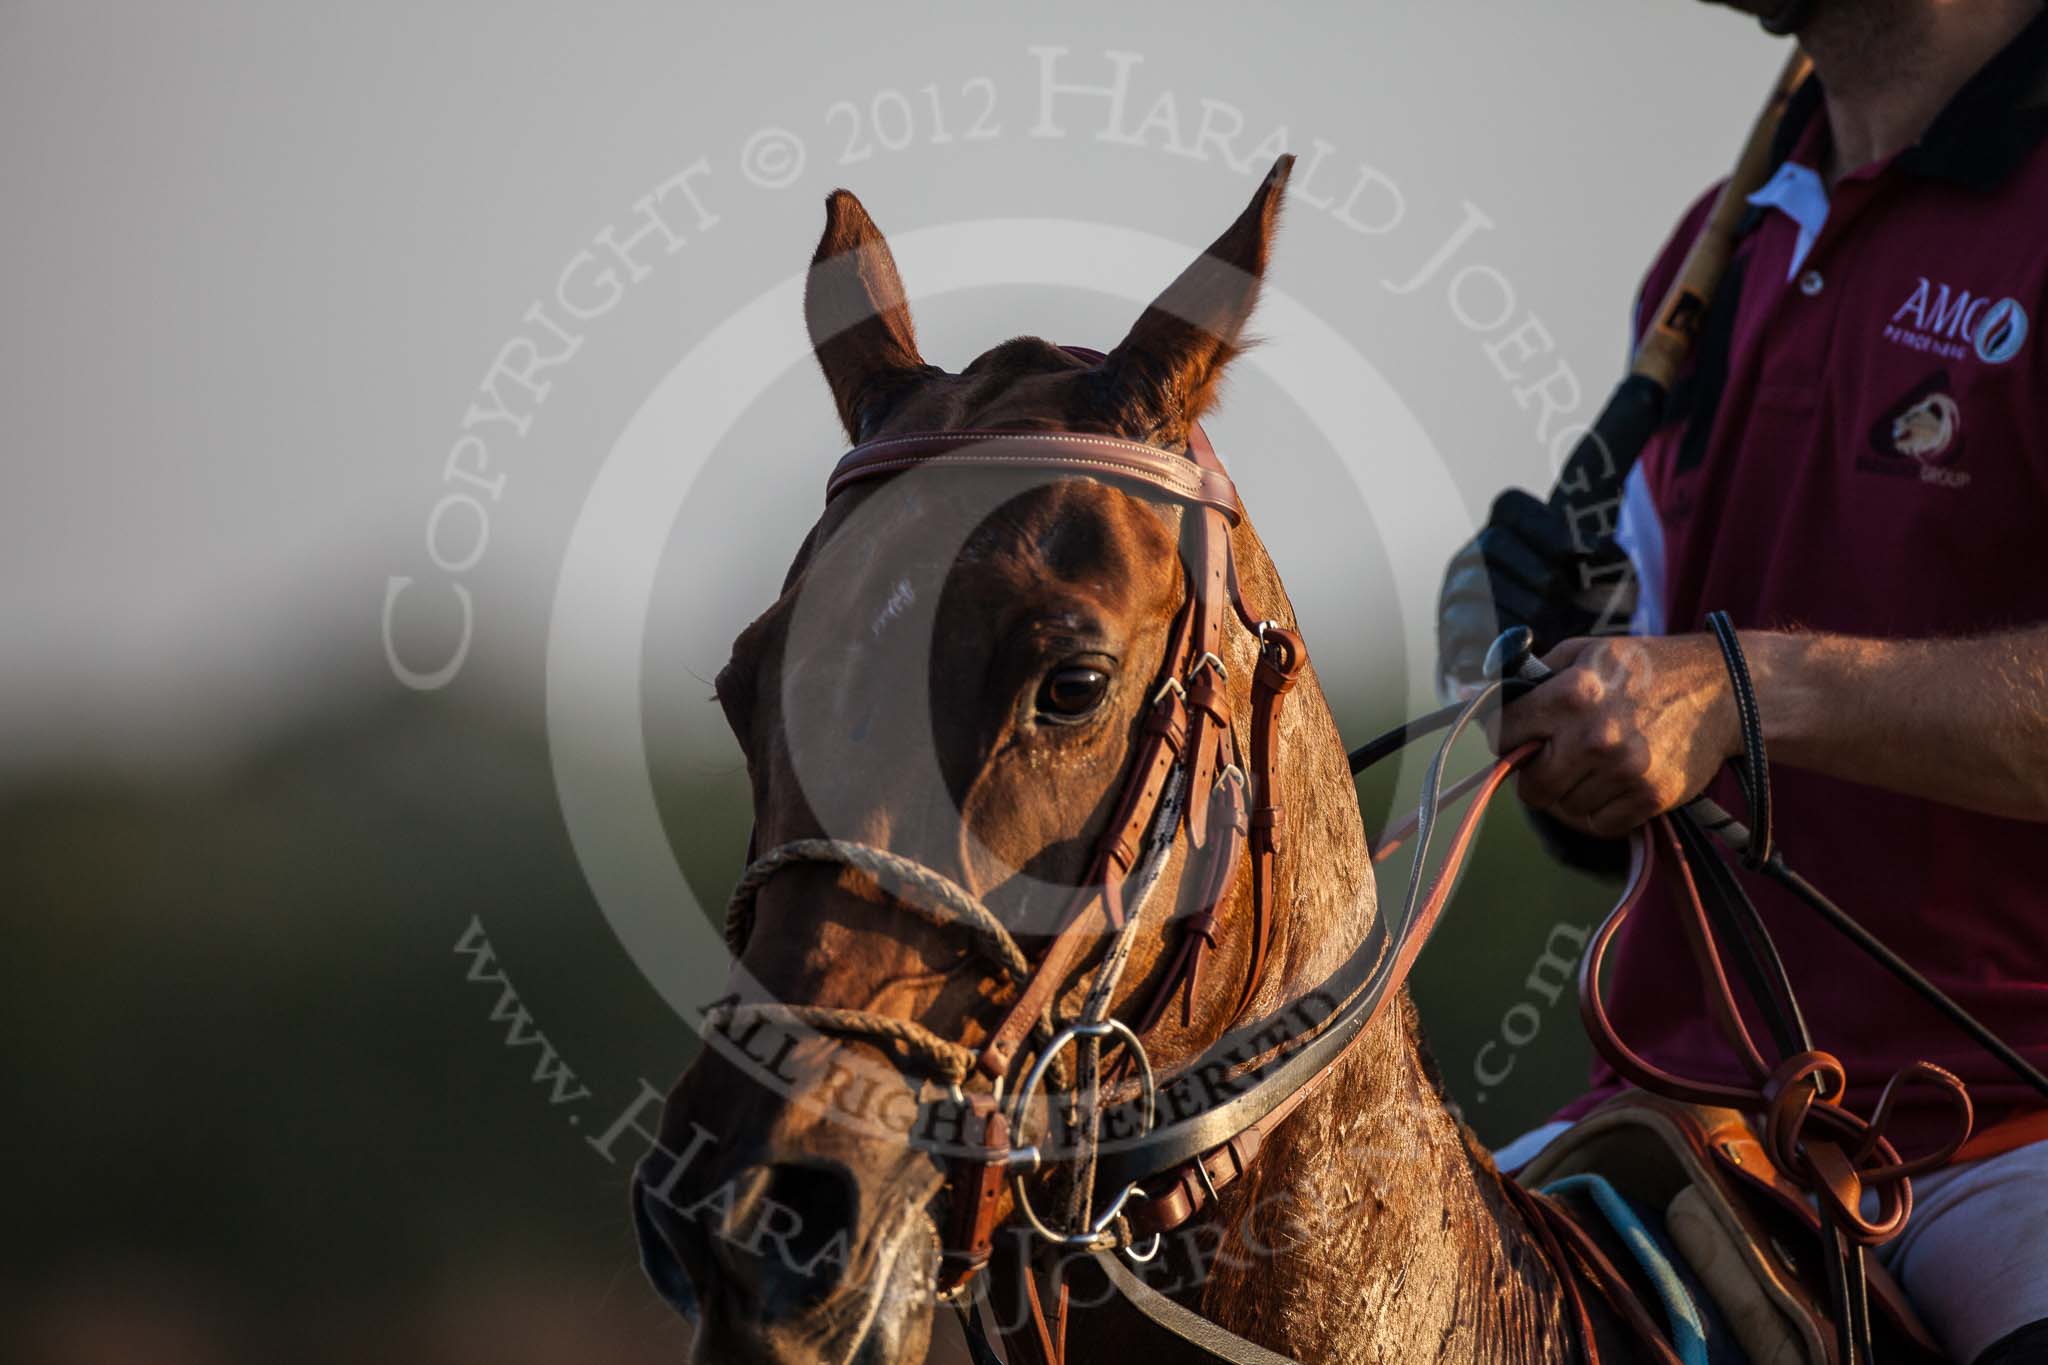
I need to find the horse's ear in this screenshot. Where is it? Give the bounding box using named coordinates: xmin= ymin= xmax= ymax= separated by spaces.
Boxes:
xmin=1104 ymin=154 xmax=1293 ymax=436
xmin=805 ymin=190 xmax=927 ymax=442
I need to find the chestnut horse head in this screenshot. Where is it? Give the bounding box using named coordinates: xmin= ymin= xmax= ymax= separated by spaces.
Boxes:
xmin=635 ymin=155 xmax=1381 ymax=1364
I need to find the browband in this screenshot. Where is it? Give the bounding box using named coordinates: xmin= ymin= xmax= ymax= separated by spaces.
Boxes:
xmin=828 ymin=429 xmax=1245 ymax=524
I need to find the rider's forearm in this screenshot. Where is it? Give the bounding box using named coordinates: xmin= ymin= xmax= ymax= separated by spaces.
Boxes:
xmin=1744 ymin=624 xmax=2048 ymax=821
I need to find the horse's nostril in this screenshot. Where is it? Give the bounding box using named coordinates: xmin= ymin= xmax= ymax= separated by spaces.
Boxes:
xmin=715 ymin=1160 xmax=861 ymax=1313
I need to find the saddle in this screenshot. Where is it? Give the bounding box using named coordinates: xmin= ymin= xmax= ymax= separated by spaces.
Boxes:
xmin=1515 ymin=1091 xmax=1949 ymax=1365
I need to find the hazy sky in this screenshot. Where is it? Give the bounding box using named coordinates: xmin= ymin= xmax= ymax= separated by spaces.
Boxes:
xmin=0 ymin=0 xmax=1782 ymax=776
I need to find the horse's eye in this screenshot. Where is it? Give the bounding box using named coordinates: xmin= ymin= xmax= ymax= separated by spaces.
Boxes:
xmin=1037 ymin=666 xmax=1111 ymax=722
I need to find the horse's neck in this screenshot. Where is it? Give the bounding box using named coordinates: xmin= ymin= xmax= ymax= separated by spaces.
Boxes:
xmin=1194 ymin=1000 xmax=1579 ymax=1365
xmin=1180 ymin=531 xmax=1579 ymax=1364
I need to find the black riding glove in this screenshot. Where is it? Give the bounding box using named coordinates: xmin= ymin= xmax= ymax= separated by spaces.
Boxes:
xmin=1436 ymin=488 xmax=1633 ymax=691
xmin=1437 ymin=487 xmax=1636 ymax=881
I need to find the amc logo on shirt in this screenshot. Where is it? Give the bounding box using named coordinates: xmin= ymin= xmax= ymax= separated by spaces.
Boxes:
xmin=1883 ymin=278 xmax=2031 ymax=366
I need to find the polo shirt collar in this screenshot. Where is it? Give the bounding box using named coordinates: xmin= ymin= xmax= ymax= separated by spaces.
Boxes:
xmin=1747 ymin=161 xmax=1830 ymax=279
xmin=1898 ymin=5 xmax=2048 ymax=189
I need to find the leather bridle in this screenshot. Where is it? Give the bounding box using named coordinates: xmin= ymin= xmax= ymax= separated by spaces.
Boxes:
xmin=721 ymin=413 xmax=1319 ymax=1287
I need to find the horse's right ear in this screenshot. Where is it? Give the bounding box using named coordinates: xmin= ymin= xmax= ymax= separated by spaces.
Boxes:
xmin=1103 ymin=154 xmax=1293 ymax=439
xmin=805 ymin=190 xmax=926 ymax=442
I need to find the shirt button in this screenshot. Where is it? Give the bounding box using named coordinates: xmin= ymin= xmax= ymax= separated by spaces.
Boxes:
xmin=1799 ymin=269 xmax=1825 ymax=297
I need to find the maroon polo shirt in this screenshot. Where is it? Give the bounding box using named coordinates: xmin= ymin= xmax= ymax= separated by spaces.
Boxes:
xmin=1569 ymin=15 xmax=2048 ymax=1152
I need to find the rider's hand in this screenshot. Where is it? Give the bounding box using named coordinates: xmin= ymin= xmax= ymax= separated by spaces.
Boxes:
xmin=1497 ymin=634 xmax=1742 ymax=838
xmin=1436 ymin=489 xmax=1631 ymax=691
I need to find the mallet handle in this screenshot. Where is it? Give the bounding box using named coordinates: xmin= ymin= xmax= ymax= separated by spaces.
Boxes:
xmin=1630 ymin=49 xmax=1814 ymax=389
xmin=1544 ymin=48 xmax=1813 ymax=522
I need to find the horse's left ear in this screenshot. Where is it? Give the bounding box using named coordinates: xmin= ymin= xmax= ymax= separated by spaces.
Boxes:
xmin=805 ymin=189 xmax=928 ymax=442
xmin=1104 ymin=154 xmax=1293 ymax=437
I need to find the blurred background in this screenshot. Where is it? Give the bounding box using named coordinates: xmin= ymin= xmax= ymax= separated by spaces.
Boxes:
xmin=1 ymin=2 xmax=1785 ymax=1361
